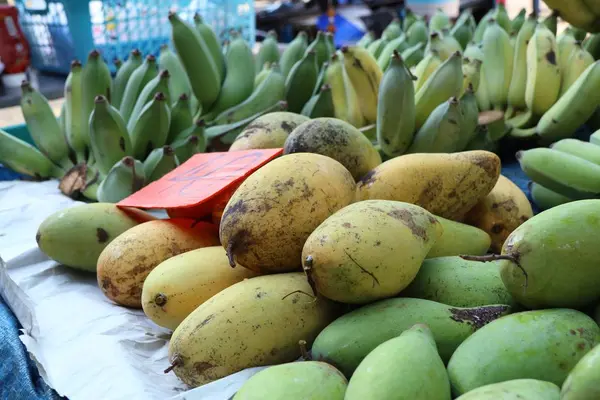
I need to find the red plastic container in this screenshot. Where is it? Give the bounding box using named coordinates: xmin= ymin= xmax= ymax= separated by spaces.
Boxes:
xmin=0 ymin=5 xmax=30 ymax=74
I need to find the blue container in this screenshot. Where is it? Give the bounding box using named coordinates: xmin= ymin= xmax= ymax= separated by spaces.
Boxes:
xmin=14 ymin=0 xmax=255 ymax=75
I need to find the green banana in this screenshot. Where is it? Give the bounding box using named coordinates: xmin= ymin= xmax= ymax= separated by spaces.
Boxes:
xmin=189 ymin=93 xmax=201 ymax=117
xmin=255 ymin=30 xmax=280 ymax=72
xmin=367 ymin=38 xmax=388 ymax=59
xmin=406 ymin=19 xmax=429 ymax=47
xmin=20 ymin=81 xmax=71 ymax=168
xmin=559 ymin=44 xmax=594 ymax=97
xmin=357 ymin=31 xmax=375 ymax=48
xmin=313 ymin=61 xmax=329 ymax=96
xmin=400 ymin=42 xmax=425 ymax=68
xmin=112 ymin=49 xmax=142 ymax=109
xmin=0 ymin=128 xmax=63 ymax=179
xmin=254 ymin=62 xmax=272 ymax=89
xmin=491 ymin=3 xmax=511 ymax=32
xmin=456 ymin=86 xmax=480 ymax=150
xmin=510 ymin=8 xmax=527 ymax=34
xmin=584 ymin=34 xmax=600 ymax=60
xmin=429 ymin=8 xmax=451 ymax=32
xmin=280 ymin=31 xmax=308 ymax=78
xmin=119 ymin=55 xmax=158 ymax=122
xmin=285 ymin=50 xmax=319 ymax=113
xmin=126 ymin=70 xmax=170 ymax=131
xmin=472 ymin=8 xmax=494 ymax=44
xmin=479 ymin=110 xmax=509 ymax=141
xmin=81 ymin=50 xmax=112 ymax=141
xmin=143 ymin=145 xmax=179 ymax=183
xmin=169 ymin=12 xmax=221 ymax=110
xmin=414 ymin=51 xmax=463 ymax=130
xmin=414 ymin=51 xmax=442 ymax=92
xmin=171 ymin=135 xmax=203 ymax=164
xmin=301 ymin=84 xmax=334 ymax=118
xmin=557 ymin=30 xmax=579 ymax=72
xmin=517 ymin=147 xmax=600 ymax=199
xmin=96 ymin=156 xmax=146 ymax=203
xmin=407 ymin=96 xmax=463 ymax=153
xmin=58 ymin=101 xmax=66 ymax=138
xmin=129 ymin=92 xmax=171 ymax=160
xmin=377 ymin=34 xmax=409 ymax=71
xmin=461 ymin=57 xmax=482 ymax=96
xmin=475 ymin=67 xmax=492 ymax=111
xmin=464 ymin=42 xmax=484 ymax=61
xmin=551 ymin=138 xmax=600 ymax=165
xmin=113 ymin=58 xmax=122 ymax=71
xmin=542 ymin=10 xmax=559 ymax=36
xmin=537 ymin=61 xmax=600 ymax=144
xmin=450 ymin=9 xmax=475 ymax=49
xmin=403 ymin=9 xmax=418 ymax=32
xmin=222 ymin=39 xmax=230 ymax=56
xmin=64 ymin=60 xmax=86 ymax=161
xmin=591 ymin=129 xmax=600 ymax=146
xmin=325 ymin=32 xmax=336 ymax=55
xmin=88 ymin=95 xmax=133 ymax=176
xmin=382 ymin=18 xmax=403 ymax=41
xmin=172 ymin=119 xmax=205 ymax=144
xmin=426 ymin=31 xmax=462 ymax=61
xmin=507 ymin=15 xmax=537 ymax=111
xmin=168 ymin=94 xmax=193 ymax=144
xmin=529 ymin=182 xmax=575 ymax=211
xmin=464 ymin=125 xmax=499 ymax=153
xmin=305 ymin=31 xmax=331 ymax=69
xmin=566 ymin=26 xmax=588 ymax=42
xmin=481 ymin=19 xmax=513 ymax=110
xmin=193 ymin=13 xmax=225 ymax=81
xmin=376 ymin=51 xmax=415 ymax=157
xmin=158 ymin=44 xmax=191 ymax=100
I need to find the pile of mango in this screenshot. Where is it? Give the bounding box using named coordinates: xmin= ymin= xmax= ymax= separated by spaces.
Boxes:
xmin=35 ymin=115 xmax=600 ymax=399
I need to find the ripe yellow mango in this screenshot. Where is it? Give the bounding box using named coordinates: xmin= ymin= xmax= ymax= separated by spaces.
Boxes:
xmin=229 ymin=112 xmax=309 ymax=151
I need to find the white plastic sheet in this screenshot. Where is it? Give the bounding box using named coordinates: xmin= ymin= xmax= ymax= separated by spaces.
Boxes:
xmin=0 ymin=180 xmax=267 ymax=400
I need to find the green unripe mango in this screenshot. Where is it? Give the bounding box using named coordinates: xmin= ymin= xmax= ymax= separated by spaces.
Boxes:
xmin=455 ymin=379 xmax=560 ymax=400
xmin=311 ymin=297 xmax=512 ymax=377
xmin=401 ymin=256 xmax=516 ymax=308
xmin=233 ymin=361 xmax=347 ymax=400
xmin=345 ymin=324 xmax=451 ymax=400
xmin=447 ymin=309 xmax=600 ymax=396
xmin=428 ymin=216 xmax=491 ymax=258
xmin=36 ymin=203 xmax=156 ymax=272
xmin=561 ymin=344 xmax=600 ymax=400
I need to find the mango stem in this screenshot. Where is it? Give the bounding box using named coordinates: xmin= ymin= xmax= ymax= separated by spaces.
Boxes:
xmin=460 ymin=254 xmax=528 ymax=288
xmin=299 ymin=340 xmax=311 ymax=361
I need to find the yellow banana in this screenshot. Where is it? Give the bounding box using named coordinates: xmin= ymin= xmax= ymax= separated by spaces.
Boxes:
xmin=129 ymin=92 xmax=171 ymax=160
xmin=481 ymin=19 xmax=514 ymax=109
xmin=0 ymin=128 xmax=63 ymax=179
xmin=64 ymin=60 xmax=87 ymax=162
xmin=414 ymin=51 xmax=442 ymax=92
xmin=96 ymin=156 xmax=146 ymax=203
xmin=559 ymin=44 xmax=594 ymax=97
xmin=507 ymin=15 xmax=537 ymax=111
xmin=557 ymin=30 xmax=579 ymax=73
xmin=461 ymin=57 xmax=482 ymax=96
xmin=324 ymin=53 xmax=365 ymax=128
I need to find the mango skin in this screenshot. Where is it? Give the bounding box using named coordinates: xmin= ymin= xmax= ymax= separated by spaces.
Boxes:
xmin=311 ymin=297 xmax=512 ymax=377
xmin=463 ymin=175 xmax=533 ymax=253
xmin=447 ymin=309 xmax=600 ymax=396
xmin=302 ymin=200 xmax=442 ymax=304
xmin=141 ymin=246 xmax=259 ymax=331
xmin=168 ymin=273 xmax=341 ymax=387
xmin=229 ymin=112 xmax=309 ymax=151
xmin=97 ymin=219 xmax=220 ymax=308
xmin=428 ymin=216 xmax=491 ymax=258
xmin=401 ymin=257 xmax=516 ymax=308
xmin=36 ymin=203 xmax=156 ymax=272
xmin=356 ymin=150 xmax=501 ymax=221
xmin=455 ymin=379 xmax=560 ymax=400
xmin=561 ymin=344 xmax=600 ymax=400
xmin=345 ymin=324 xmax=451 ymax=400
xmin=499 ymin=199 xmax=600 ymax=309
xmin=233 ymin=361 xmax=347 ymax=400
xmin=219 ymin=153 xmax=356 ymax=274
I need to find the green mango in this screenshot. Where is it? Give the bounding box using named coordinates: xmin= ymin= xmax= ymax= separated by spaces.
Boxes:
xmin=345 ymin=324 xmax=451 ymax=400
xmin=311 ymin=297 xmax=512 ymax=377
xmin=233 ymin=361 xmax=347 ymax=400
xmin=401 ymin=257 xmax=516 ymax=308
xmin=428 ymin=216 xmax=491 ymax=258
xmin=455 ymin=379 xmax=560 ymax=400
xmin=561 ymin=344 xmax=600 ymax=400
xmin=447 ymin=309 xmax=600 ymax=396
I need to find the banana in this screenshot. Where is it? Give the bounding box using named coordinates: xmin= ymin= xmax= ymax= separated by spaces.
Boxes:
xmin=407 ymin=96 xmax=463 ymax=153
xmin=171 ymin=135 xmax=203 ymax=164
xmin=464 ymin=42 xmax=484 ymax=61
xmin=464 ymin=125 xmax=499 ymax=153
xmin=530 ymin=182 xmax=574 ymax=211
xmin=193 ymin=13 xmax=224 ymax=81
xmin=429 ymin=8 xmax=451 ymax=32
xmin=119 ymin=55 xmax=158 ymax=122
xmin=403 ymin=9 xmax=418 ymax=32
xmin=129 ymin=92 xmax=171 ymax=160
xmin=475 ymin=67 xmax=492 ymax=111
xmin=382 ymin=18 xmax=403 ymax=41
xmin=96 ymin=156 xmax=146 ymax=203
xmin=20 ymin=81 xmax=71 ymax=168
xmin=0 ymin=128 xmax=63 ymax=179
xmin=590 ymin=129 xmax=600 ymax=146
xmin=542 ymin=0 xmax=599 ymax=33
xmin=472 ymin=8 xmax=494 ymax=43
xmin=492 ymin=3 xmax=511 ymax=33
xmin=326 ymin=32 xmax=336 ymax=55
xmin=211 ymin=65 xmax=286 ymax=125
xmin=367 ymin=38 xmax=388 ymax=59
xmin=280 ymin=31 xmax=308 ymax=78
xmin=406 ymin=18 xmax=429 ymax=47
xmin=64 ymin=60 xmax=86 ymax=162
xmin=507 ymin=15 xmax=537 ymax=111
xmin=450 ymin=9 xmax=475 ymax=49
xmin=510 ymin=8 xmax=527 ymax=34
xmin=305 ymin=31 xmax=331 ymax=69
xmin=301 ymin=84 xmax=334 ymax=118
xmin=143 ymin=145 xmax=179 ymax=183
xmin=255 ymin=30 xmax=280 ymax=73
xmin=414 ymin=51 xmax=442 ymax=92
xmin=172 ymin=119 xmax=206 ymax=145
xmin=525 ymin=24 xmax=561 ymax=118
xmin=376 ymin=51 xmax=415 ymax=157
xmin=323 ymin=53 xmax=364 ymax=127
xmin=557 ymin=31 xmax=579 ymax=72
xmin=377 ymin=34 xmax=409 ymax=71
xmin=313 ymin=61 xmax=328 ymax=96
xmin=461 ymin=57 xmax=482 ymax=96
xmin=340 ymin=45 xmax=383 ymax=124
xmin=414 ymin=51 xmax=463 ymax=130
xmin=566 ymin=26 xmax=589 ymax=42
xmin=58 ymin=101 xmax=66 ymax=137
xmin=189 ymin=93 xmax=201 ymax=117
xmin=584 ymin=34 xmax=600 ymax=59
xmin=285 ymin=50 xmax=318 ymax=113
xmin=357 ymin=31 xmax=375 ymax=48
xmin=112 ymin=49 xmax=142 ymax=109
xmin=401 ymin=42 xmax=425 ymax=68
xmin=88 ymin=95 xmax=133 ymax=176
xmin=479 ymin=110 xmax=509 ymax=141
xmin=168 ymin=94 xmax=193 ymax=144
xmin=254 ymin=62 xmax=272 ymax=89
xmin=551 ymin=138 xmax=600 ymax=165
xmin=81 ymin=50 xmax=112 ymax=135
xmin=517 ymin=147 xmax=600 ymax=199
xmin=559 ymin=43 xmax=594 ymax=96
xmin=169 ymin=12 xmax=221 ymax=110
xmin=158 ymin=44 xmax=191 ymax=100
xmin=426 ymin=31 xmax=462 ymax=61
xmin=537 ymin=61 xmax=600 ymax=143
xmin=126 ymin=70 xmax=170 ymax=131
xmin=481 ymin=19 xmax=513 ymax=110
xmin=542 ymin=10 xmax=559 ymax=36
xmin=456 ymin=86 xmax=480 ymax=150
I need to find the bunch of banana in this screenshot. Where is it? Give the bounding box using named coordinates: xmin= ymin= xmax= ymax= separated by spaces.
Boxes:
xmin=542 ymin=0 xmax=600 ymax=33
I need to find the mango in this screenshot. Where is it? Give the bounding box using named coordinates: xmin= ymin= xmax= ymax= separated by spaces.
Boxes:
xmin=229 ymin=112 xmax=309 ymax=151
xmin=36 ymin=203 xmax=156 ymax=272
xmin=167 ymin=273 xmax=340 ymax=387
xmin=495 ymin=199 xmax=600 ymax=309
xmin=345 ymin=324 xmax=451 ymax=400
xmin=428 ymin=216 xmax=491 ymax=258
xmin=283 ymin=118 xmax=382 ymax=180
xmin=97 ymin=219 xmax=219 ymax=308
xmin=447 ymin=309 xmax=600 ymax=396
xmin=233 ymin=361 xmax=347 ymax=400
xmin=302 ymin=200 xmax=442 ymax=304
xmin=219 ymin=153 xmax=356 ymax=273
xmin=455 ymin=379 xmax=560 ymax=400
xmin=311 ymin=297 xmax=512 ymax=377
xmin=356 ymin=150 xmax=501 ymax=221
xmin=401 ymin=257 xmax=516 ymax=308
xmin=561 ymin=344 xmax=600 ymax=400
xmin=141 ymin=246 xmax=258 ymax=330
xmin=463 ymin=175 xmax=533 ymax=253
